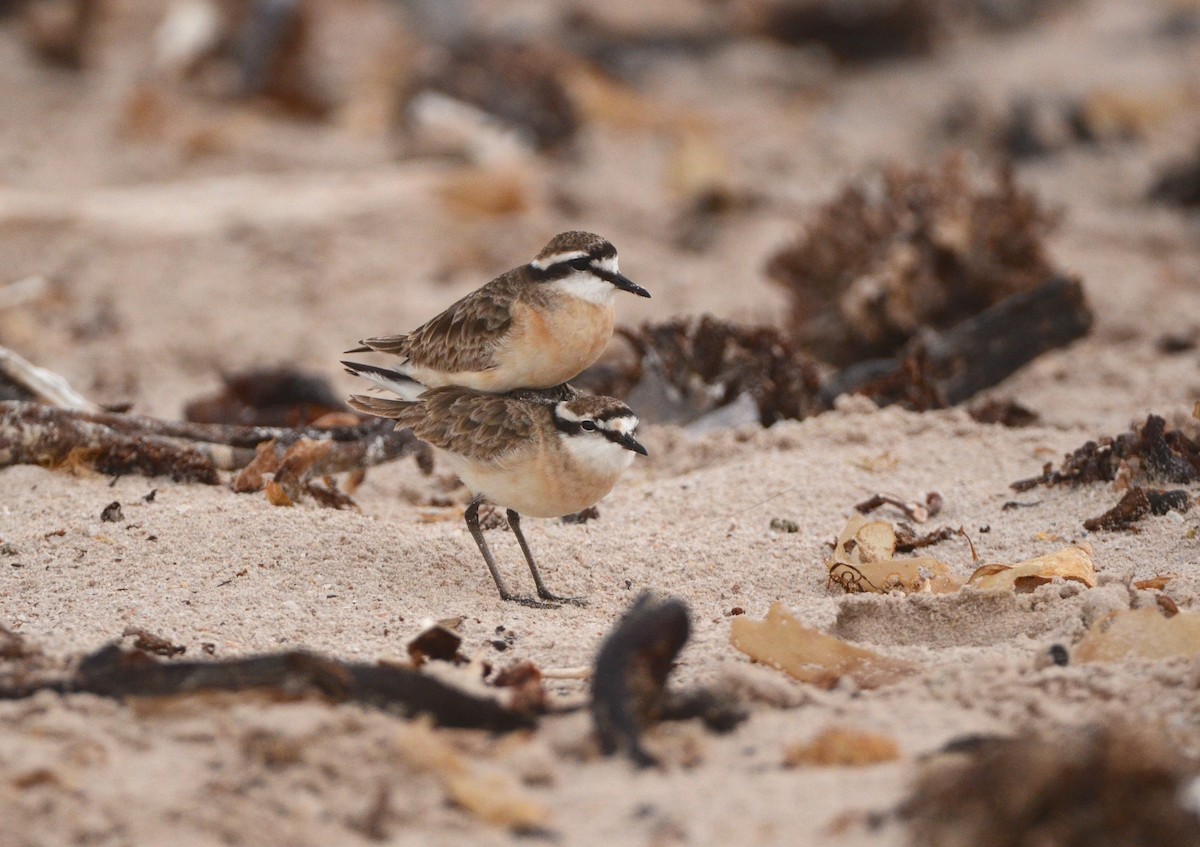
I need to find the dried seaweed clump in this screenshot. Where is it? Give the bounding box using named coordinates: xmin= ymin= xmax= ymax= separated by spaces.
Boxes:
xmin=1149 ymin=144 xmax=1200 ymax=208
xmin=184 ymin=367 xmax=348 ymax=428
xmin=1013 ymin=414 xmax=1200 ymax=491
xmin=766 ymin=156 xmax=1060 ymax=366
xmin=407 ymin=39 xmax=579 ymax=154
xmin=737 ymin=0 xmax=939 ymax=63
xmin=904 ymin=725 xmax=1200 ymax=847
xmin=582 ymin=316 xmax=822 ymax=426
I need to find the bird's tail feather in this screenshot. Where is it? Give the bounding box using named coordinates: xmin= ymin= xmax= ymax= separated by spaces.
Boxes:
xmin=341 ymin=359 xmax=426 ymax=401
xmin=347 ymin=393 xmax=416 ymax=419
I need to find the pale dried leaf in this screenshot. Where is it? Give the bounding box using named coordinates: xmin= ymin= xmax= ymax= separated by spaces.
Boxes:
xmin=829 ymin=557 xmax=961 ymax=595
xmin=966 ymin=545 xmax=1096 ymax=592
xmin=1075 ymin=607 xmax=1200 ymax=663
xmin=783 ymin=727 xmax=900 ymax=768
xmin=730 ymin=602 xmax=916 ymax=689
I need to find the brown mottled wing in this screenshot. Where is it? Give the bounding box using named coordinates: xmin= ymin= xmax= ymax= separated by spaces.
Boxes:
xmin=403 ymin=388 xmax=541 ymax=465
xmin=397 ymin=273 xmax=524 ymax=372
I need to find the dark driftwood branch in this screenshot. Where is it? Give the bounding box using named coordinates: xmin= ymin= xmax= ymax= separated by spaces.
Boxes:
xmin=0 ymin=644 xmax=534 ymax=733
xmin=820 ymin=275 xmax=1093 ymax=407
xmin=0 ymin=401 xmax=426 ymax=482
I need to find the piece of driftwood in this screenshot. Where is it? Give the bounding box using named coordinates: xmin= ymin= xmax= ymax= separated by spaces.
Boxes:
xmin=820 ymin=275 xmax=1092 ymax=408
xmin=591 ymin=594 xmax=744 ymax=767
xmin=592 ymin=595 xmax=690 ymax=767
xmin=0 ymin=345 xmax=98 ymax=410
xmin=0 ymin=401 xmax=428 ymax=483
xmin=0 ymin=644 xmax=533 ymax=732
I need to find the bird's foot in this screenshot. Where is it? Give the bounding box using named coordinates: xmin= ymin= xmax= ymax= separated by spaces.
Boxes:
xmin=536 ymin=590 xmax=588 ymax=607
xmin=502 ymin=594 xmax=561 ymax=609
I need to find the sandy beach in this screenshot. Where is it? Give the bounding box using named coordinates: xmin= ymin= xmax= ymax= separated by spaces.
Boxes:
xmin=3 ymin=1 xmax=1200 ymax=844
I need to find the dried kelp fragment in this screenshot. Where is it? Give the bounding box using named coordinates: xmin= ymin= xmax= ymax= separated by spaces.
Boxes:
xmin=155 ymin=0 xmax=330 ymax=118
xmin=577 ymin=316 xmax=822 ymax=426
xmin=122 ymin=626 xmax=186 ymax=657
xmin=407 ymin=621 xmax=467 ymax=667
xmin=826 ymin=514 xmax=962 ymax=594
xmin=405 ymin=39 xmax=579 ymax=155
xmin=1149 ymin=145 xmax=1200 ymax=208
xmin=1075 ymin=607 xmax=1200 ymax=663
xmin=1012 ymin=414 xmax=1200 ymax=491
xmin=20 ymin=0 xmax=99 ymax=69
xmin=855 ymin=491 xmax=942 ymax=523
xmin=783 ymin=727 xmax=900 ymax=767
xmin=820 ymin=275 xmax=1091 ymax=410
xmin=591 ymin=595 xmax=692 ymax=767
xmin=767 ymin=157 xmax=1062 ymax=366
xmin=0 ymin=644 xmax=533 ymax=732
xmin=184 ymin=367 xmax=346 ymax=428
xmin=903 ymin=725 xmax=1200 ymax=847
xmin=965 ymin=545 xmax=1096 ymax=592
xmin=1083 ymin=487 xmax=1192 ymax=532
xmin=731 ymin=602 xmax=916 ymax=688
xmin=968 ymin=397 xmax=1039 ymax=427
xmin=739 ymin=0 xmax=939 ymax=63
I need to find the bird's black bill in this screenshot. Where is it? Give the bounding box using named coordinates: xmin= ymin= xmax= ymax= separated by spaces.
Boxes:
xmin=595 ymin=267 xmax=651 ymax=298
xmin=618 ymin=432 xmax=649 ymax=456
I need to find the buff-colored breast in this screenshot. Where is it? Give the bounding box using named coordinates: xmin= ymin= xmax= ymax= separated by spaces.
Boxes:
xmin=441 ymin=435 xmax=624 ymax=518
xmin=492 ymin=297 xmax=613 ymax=390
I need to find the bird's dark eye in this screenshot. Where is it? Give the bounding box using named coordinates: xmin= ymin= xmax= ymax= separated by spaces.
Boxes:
xmin=569 ymin=257 xmax=591 ymax=271
xmin=580 ymin=420 xmax=597 ymax=431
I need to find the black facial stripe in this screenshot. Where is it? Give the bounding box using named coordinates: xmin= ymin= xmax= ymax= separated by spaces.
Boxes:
xmin=595 ymin=408 xmax=631 ymax=422
xmin=600 ymin=430 xmax=624 ymax=446
xmin=527 ymin=262 xmax=569 ymax=283
xmin=552 ymin=414 xmax=580 ymax=436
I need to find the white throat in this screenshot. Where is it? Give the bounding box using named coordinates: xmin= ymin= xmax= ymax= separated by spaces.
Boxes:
xmin=552 ymin=271 xmax=616 ymax=305
xmin=560 ymin=433 xmax=636 ymax=474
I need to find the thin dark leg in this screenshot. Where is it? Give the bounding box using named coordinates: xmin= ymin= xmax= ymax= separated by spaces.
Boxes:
xmin=464 ymin=499 xmax=555 ymax=608
xmin=507 ymin=509 xmax=587 ymax=606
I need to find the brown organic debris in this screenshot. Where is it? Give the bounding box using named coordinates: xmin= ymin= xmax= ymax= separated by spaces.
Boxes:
xmin=731 ymin=602 xmax=917 ymax=688
xmin=1012 ymin=414 xmax=1200 ymax=491
xmin=1134 ymin=574 xmax=1178 ymax=592
xmin=1 ymin=401 xmax=428 ymax=498
xmin=491 ymin=661 xmax=546 ymax=715
xmin=122 ymin=626 xmax=186 ymax=657
xmin=767 ymin=157 xmax=1064 ymax=366
xmin=0 ymin=643 xmax=534 ymax=732
xmin=591 ymin=594 xmax=690 ymax=768
xmin=783 ymin=726 xmax=900 ymax=768
xmin=407 ymin=622 xmax=467 ymax=667
xmin=827 ymin=514 xmax=962 ymax=595
xmin=739 ymin=0 xmax=939 ymax=63
xmin=1083 ymin=486 xmax=1191 ymax=533
xmin=156 ymin=0 xmax=330 ymax=118
xmin=578 ymin=316 xmax=822 ymax=426
xmin=592 ymin=595 xmax=744 ymax=767
xmin=404 ymin=39 xmax=578 ymax=155
xmin=904 ymin=725 xmax=1200 ymax=847
xmin=184 ymin=367 xmax=346 ymax=428
xmin=1149 ymin=144 xmax=1200 ymax=208
xmin=968 ymin=397 xmax=1040 ymax=427
xmin=20 ymin=0 xmax=99 ymax=69
xmin=818 ymin=274 xmax=1091 ymax=410
xmin=855 ymin=491 xmax=942 ymax=523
